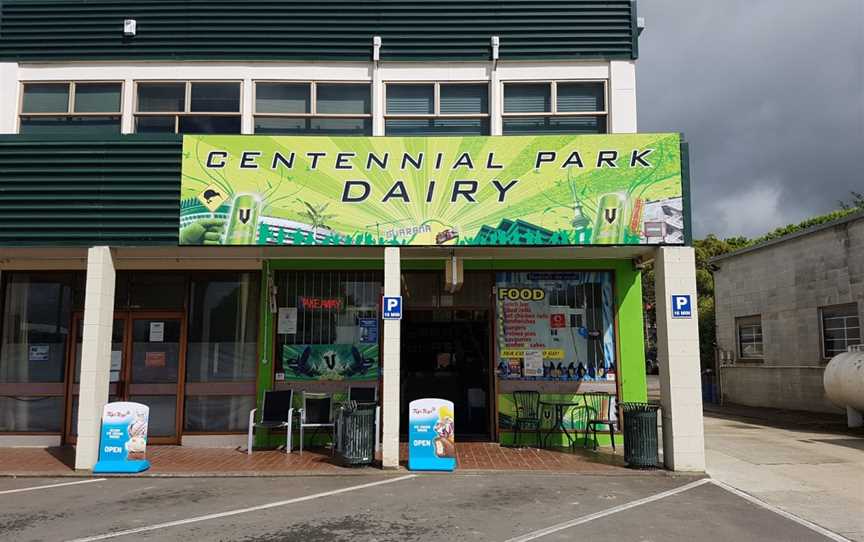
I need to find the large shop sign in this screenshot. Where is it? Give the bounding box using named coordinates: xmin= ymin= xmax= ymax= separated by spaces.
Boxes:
xmin=179 ymin=134 xmax=685 ymax=247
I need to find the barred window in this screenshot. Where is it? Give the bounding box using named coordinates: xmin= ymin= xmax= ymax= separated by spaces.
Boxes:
xmin=820 ymin=303 xmax=861 ymax=359
xmin=736 ymin=315 xmax=763 ymax=359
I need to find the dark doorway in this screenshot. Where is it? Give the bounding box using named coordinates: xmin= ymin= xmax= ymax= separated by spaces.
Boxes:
xmin=400 ymin=308 xmax=491 ymax=439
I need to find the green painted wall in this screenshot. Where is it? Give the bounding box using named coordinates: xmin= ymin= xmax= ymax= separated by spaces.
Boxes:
xmin=253 ymin=257 xmax=646 ymax=450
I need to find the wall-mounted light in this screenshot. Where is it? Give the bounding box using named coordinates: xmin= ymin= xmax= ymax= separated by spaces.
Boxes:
xmin=123 ymin=19 xmax=137 ymax=37
xmin=491 ymin=35 xmax=500 ymax=60
xmin=373 ymin=35 xmax=382 ymax=61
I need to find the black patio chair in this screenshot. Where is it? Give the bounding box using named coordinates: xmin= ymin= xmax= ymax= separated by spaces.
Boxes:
xmin=512 ymin=390 xmax=541 ymax=447
xmin=583 ymin=392 xmax=617 ymax=451
xmin=247 ymin=389 xmax=293 ymax=455
xmin=298 ymin=392 xmax=336 ymax=455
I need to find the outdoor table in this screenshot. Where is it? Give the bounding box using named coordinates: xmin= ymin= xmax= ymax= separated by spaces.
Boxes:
xmin=539 ymin=400 xmax=583 ymax=449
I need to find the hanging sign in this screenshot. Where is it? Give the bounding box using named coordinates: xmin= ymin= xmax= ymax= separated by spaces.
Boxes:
xmin=408 ymin=398 xmax=456 ymax=472
xmin=93 ymin=402 xmax=150 ymax=474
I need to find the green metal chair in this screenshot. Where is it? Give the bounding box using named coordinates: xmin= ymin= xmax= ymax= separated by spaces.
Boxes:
xmin=512 ymin=391 xmax=541 ymax=447
xmin=567 ymin=404 xmax=593 ymax=451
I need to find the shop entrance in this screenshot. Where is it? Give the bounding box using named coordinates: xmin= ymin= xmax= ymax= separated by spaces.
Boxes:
xmin=399 ymin=272 xmax=493 ymax=440
xmin=64 ymin=311 xmax=185 ymax=444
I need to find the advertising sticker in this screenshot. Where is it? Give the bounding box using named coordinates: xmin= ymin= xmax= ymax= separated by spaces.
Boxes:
xmin=408 ymin=398 xmax=456 ymax=472
xmin=93 ymin=401 xmax=150 ymax=474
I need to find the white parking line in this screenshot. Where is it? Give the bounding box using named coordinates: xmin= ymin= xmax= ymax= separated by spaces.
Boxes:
xmin=504 ymin=478 xmax=712 ymax=542
xmin=0 ymin=478 xmax=107 ymax=495
xmin=711 ymin=479 xmax=853 ymax=542
xmin=66 ymin=474 xmax=417 ymax=542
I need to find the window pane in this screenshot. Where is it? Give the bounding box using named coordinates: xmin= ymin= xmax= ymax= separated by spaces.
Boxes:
xmin=20 ymin=116 xmax=121 ymax=135
xmin=386 ymin=84 xmax=434 ymax=114
xmin=130 ymin=320 xmax=181 ymax=384
xmin=179 ymin=115 xmax=241 ymax=134
xmin=255 ymin=83 xmax=310 ymax=114
xmin=122 ymin=272 xmax=187 ymax=309
xmin=1 ymin=273 xmax=73 ymax=383
xmin=502 ymin=115 xmax=605 ymax=135
xmin=0 ymin=396 xmax=63 ymax=432
xmin=385 ymin=118 xmax=488 ymax=136
xmin=74 ymin=83 xmax=122 ymax=112
xmin=137 ymin=83 xmax=185 ymax=112
xmin=255 ymin=117 xmax=371 ymax=135
xmin=556 ymin=83 xmax=605 ymax=112
xmin=184 ymin=395 xmax=255 ymax=432
xmin=22 ymin=83 xmax=69 ymax=113
xmin=190 ymin=82 xmax=240 ymax=112
xmin=186 ymin=274 xmax=259 ymax=383
xmin=503 ymin=83 xmax=550 ymax=113
xmin=317 ymin=84 xmax=370 ymax=114
xmin=254 ymin=117 xmax=307 ymax=134
xmin=135 ymin=116 xmax=176 ymax=133
xmin=128 ymin=395 xmax=176 ymax=437
xmin=440 ymin=84 xmax=488 ymax=114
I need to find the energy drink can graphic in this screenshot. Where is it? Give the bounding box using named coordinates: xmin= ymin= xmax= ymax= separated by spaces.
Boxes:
xmin=593 ymin=192 xmax=628 ymax=244
xmin=223 ymin=194 xmax=260 ymax=245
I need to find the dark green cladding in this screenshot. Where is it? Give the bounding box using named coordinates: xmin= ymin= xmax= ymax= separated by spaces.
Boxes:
xmin=0 ymin=0 xmax=637 ymax=61
xmin=0 ymin=135 xmax=182 ymax=246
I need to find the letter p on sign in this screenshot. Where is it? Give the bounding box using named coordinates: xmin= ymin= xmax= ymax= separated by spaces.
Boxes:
xmin=382 ymin=296 xmax=402 ymax=320
xmin=671 ymin=294 xmax=692 ymax=318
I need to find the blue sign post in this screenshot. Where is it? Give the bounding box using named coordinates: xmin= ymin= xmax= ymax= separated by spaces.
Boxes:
xmin=93 ymin=402 xmax=151 ymax=474
xmin=382 ymin=296 xmax=402 ymax=320
xmin=408 ymin=398 xmax=456 ymax=471
xmin=671 ymin=294 xmax=693 ymax=319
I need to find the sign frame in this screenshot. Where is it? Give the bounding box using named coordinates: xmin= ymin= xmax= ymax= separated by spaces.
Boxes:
xmin=382 ymin=296 xmax=403 ymax=320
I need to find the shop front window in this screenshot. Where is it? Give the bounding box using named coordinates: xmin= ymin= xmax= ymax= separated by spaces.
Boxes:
xmin=0 ymin=272 xmax=80 ymax=432
xmin=184 ymin=273 xmax=260 ymax=432
xmin=495 ymin=271 xmax=616 ymax=381
xmin=276 ymin=271 xmax=381 ymax=382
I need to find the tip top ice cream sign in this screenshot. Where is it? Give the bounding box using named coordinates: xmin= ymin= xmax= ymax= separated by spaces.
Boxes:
xmin=179 ymin=133 xmax=686 ymax=247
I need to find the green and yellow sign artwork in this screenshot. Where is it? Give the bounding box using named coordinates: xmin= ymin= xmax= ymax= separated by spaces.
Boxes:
xmin=179 ymin=134 xmax=684 ymax=246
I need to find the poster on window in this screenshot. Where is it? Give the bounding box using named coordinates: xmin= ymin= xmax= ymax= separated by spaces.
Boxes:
xmin=281 ymin=344 xmax=378 ymax=380
xmin=495 ymin=272 xmax=616 ymax=381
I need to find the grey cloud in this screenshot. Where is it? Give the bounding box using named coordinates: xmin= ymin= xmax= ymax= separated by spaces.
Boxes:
xmin=637 ymin=0 xmax=864 ymax=238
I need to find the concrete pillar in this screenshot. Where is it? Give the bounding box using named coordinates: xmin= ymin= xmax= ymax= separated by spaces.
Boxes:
xmin=0 ymin=63 xmax=20 ymax=134
xmin=654 ymin=246 xmax=706 ymax=472
xmin=381 ymin=247 xmax=401 ymax=468
xmin=74 ymin=247 xmax=116 ymax=471
xmin=609 ymin=60 xmax=637 ymax=134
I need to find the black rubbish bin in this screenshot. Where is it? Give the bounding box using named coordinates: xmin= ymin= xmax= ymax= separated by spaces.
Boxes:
xmin=621 ymin=402 xmax=660 ymax=469
xmin=337 ymin=402 xmax=377 ymax=466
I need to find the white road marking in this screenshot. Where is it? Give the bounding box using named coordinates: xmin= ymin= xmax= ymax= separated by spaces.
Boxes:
xmin=504 ymin=478 xmax=712 ymax=542
xmin=66 ymin=474 xmax=417 ymax=542
xmin=710 ymin=479 xmax=853 ymax=542
xmin=0 ymin=478 xmax=106 ymax=495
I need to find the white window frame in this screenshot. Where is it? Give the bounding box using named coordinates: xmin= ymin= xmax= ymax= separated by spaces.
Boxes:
xmin=819 ymin=303 xmax=861 ymax=360
xmin=18 ymin=80 xmax=125 ymax=133
xmin=133 ymin=80 xmax=243 ymax=134
xmin=500 ymin=79 xmax=608 ymax=131
xmin=251 ymin=81 xmax=372 ymax=134
xmin=736 ymin=315 xmax=764 ymax=360
xmin=383 ymin=81 xmax=490 ymax=129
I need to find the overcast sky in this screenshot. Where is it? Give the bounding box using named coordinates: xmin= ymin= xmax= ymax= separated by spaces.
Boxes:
xmin=637 ymin=0 xmax=864 ymax=239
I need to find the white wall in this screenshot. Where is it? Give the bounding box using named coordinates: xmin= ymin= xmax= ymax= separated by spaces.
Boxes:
xmin=0 ymin=63 xmax=20 ymax=134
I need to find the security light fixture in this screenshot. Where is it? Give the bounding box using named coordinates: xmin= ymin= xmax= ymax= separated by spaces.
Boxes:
xmin=123 ymin=19 xmax=137 ymax=37
xmin=491 ymin=35 xmax=500 ymax=60
xmin=373 ymin=35 xmax=382 ymax=61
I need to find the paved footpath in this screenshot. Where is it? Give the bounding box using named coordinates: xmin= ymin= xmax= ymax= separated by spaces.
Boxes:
xmin=0 ymin=471 xmax=850 ymax=541
xmin=704 ymin=405 xmax=864 ymax=541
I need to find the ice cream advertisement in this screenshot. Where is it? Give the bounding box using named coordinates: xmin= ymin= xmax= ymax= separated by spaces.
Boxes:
xmin=93 ymin=401 xmax=150 ymax=474
xmin=408 ymin=398 xmax=456 ymax=471
xmin=179 ymin=134 xmax=685 ymax=247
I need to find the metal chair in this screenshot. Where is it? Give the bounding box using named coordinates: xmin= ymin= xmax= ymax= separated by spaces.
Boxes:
xmin=512 ymin=390 xmax=541 ymax=447
xmin=583 ymin=392 xmax=617 ymax=451
xmin=298 ymin=392 xmax=336 ymax=455
xmin=348 ymin=385 xmax=377 ymax=403
xmin=567 ymin=405 xmax=593 ymax=452
xmin=247 ymin=389 xmax=293 ymax=455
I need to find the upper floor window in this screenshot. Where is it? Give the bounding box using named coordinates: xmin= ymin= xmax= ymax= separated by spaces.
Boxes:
xmin=19 ymin=82 xmax=122 ymax=134
xmin=385 ymin=83 xmax=489 ymax=136
xmin=736 ymin=315 xmax=763 ymax=360
xmin=135 ymin=81 xmax=241 ymax=134
xmin=820 ymin=303 xmax=861 ymax=359
xmin=254 ymin=82 xmax=371 ymax=135
xmin=502 ymin=81 xmax=606 ymax=135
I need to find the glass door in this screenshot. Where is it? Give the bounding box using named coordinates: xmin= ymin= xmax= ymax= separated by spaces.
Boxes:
xmin=64 ymin=312 xmax=184 ymax=444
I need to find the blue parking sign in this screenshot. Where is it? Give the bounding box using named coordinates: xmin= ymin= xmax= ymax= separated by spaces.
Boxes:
xmin=671 ymin=295 xmax=692 ymax=318
xmin=382 ymin=296 xmax=402 ymax=320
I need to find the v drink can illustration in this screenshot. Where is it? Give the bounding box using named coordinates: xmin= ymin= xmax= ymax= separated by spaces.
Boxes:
xmin=593 ymin=192 xmax=628 ymax=244
xmin=223 ymin=194 xmax=260 ymax=245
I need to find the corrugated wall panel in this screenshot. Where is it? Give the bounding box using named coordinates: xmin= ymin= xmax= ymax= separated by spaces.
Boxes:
xmin=0 ymin=136 xmax=182 ymax=246
xmin=0 ymin=0 xmax=637 ymax=61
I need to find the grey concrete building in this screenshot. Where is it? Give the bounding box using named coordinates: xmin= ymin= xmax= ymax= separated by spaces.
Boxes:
xmin=712 ymin=210 xmax=864 ymax=413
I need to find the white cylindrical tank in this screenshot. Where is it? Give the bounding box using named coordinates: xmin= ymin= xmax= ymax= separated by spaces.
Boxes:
xmin=823 ymin=346 xmax=864 ymax=412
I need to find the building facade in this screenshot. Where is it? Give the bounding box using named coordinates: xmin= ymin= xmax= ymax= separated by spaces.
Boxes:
xmin=713 ymin=211 xmax=864 ymax=413
xmin=0 ymin=0 xmax=706 ymax=471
